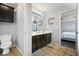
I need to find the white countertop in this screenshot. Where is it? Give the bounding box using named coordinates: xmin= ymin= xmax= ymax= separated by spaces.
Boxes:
xmin=32 ymin=31 xmax=52 ymax=36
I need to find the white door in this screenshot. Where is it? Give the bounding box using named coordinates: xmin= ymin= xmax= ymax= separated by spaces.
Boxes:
xmin=77 ymin=3 xmax=79 ymax=55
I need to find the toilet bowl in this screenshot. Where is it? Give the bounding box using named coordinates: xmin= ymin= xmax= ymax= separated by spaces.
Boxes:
xmin=0 ymin=34 xmax=12 ymax=55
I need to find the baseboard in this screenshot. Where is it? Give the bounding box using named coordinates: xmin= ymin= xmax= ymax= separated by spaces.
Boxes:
xmin=16 ymin=47 xmax=24 ymax=56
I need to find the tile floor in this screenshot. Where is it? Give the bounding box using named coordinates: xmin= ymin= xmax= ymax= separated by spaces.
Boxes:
xmin=0 ymin=47 xmax=22 ymax=56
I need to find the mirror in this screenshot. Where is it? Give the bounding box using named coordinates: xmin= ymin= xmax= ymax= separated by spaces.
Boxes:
xmin=32 ymin=12 xmax=43 ymax=32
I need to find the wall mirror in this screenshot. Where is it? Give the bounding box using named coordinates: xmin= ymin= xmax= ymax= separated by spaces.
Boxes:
xmin=32 ymin=12 xmax=43 ymax=32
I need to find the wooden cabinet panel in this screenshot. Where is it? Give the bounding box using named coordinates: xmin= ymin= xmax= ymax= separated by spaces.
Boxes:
xmin=47 ymin=33 xmax=51 ymax=44
xmin=32 ymin=33 xmax=51 ymax=53
xmin=32 ymin=36 xmax=37 ymax=52
xmin=37 ymin=37 xmax=42 ymax=49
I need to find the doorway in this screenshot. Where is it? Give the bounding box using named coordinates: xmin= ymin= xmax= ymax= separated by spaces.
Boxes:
xmin=61 ymin=5 xmax=77 ymax=52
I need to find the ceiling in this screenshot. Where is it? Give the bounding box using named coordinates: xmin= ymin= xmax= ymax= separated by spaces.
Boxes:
xmin=2 ymin=3 xmax=76 ymax=12
xmin=3 ymin=3 xmax=17 ymax=8
xmin=32 ymin=3 xmax=76 ymax=12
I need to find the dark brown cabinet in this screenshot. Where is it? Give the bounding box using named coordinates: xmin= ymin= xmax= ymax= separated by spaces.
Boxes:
xmin=32 ymin=33 xmax=51 ymax=53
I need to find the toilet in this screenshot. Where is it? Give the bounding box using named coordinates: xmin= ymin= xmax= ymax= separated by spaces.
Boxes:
xmin=0 ymin=34 xmax=12 ymax=55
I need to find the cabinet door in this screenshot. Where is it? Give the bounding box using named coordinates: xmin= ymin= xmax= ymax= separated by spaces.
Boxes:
xmin=32 ymin=36 xmax=37 ymax=53
xmin=47 ymin=33 xmax=51 ymax=44
xmin=41 ymin=34 xmax=47 ymax=47
xmin=36 ymin=35 xmax=42 ymax=49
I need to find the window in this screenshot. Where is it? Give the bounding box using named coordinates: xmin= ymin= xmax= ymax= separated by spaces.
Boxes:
xmin=32 ymin=12 xmax=43 ymax=32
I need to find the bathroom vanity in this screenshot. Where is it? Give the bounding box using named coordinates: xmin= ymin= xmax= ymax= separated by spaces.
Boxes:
xmin=32 ymin=31 xmax=52 ymax=53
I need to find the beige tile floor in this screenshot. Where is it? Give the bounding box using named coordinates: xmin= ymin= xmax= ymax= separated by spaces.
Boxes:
xmin=0 ymin=47 xmax=22 ymax=56
xmin=32 ymin=43 xmax=76 ymax=56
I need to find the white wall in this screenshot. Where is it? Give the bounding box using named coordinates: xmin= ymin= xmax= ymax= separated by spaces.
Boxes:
xmin=24 ymin=3 xmax=32 ymax=56
xmin=16 ymin=3 xmax=25 ymax=55
xmin=16 ymin=3 xmax=32 ymax=56
xmin=46 ymin=11 xmax=61 ymax=44
xmin=0 ymin=23 xmax=17 ymax=42
xmin=61 ymin=20 xmax=76 ymax=32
